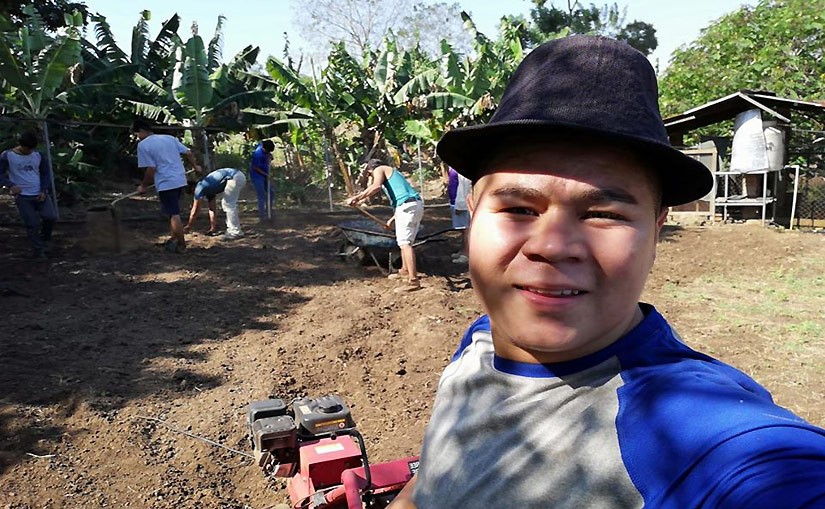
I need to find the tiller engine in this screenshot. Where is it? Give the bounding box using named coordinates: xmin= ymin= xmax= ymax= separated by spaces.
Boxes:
xmin=247 ymin=394 xmax=419 ymax=508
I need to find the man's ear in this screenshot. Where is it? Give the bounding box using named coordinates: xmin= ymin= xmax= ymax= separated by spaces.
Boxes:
xmin=656 ymin=206 xmax=668 ymax=229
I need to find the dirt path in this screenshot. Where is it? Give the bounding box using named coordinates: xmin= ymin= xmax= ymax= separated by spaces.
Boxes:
xmin=1 ymin=202 xmax=823 ymax=508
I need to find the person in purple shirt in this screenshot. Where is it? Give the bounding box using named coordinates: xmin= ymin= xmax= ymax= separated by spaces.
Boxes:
xmin=445 ymin=167 xmax=470 ymax=264
xmin=0 ymin=131 xmax=57 ymax=259
xmin=249 ymin=140 xmax=275 ymax=220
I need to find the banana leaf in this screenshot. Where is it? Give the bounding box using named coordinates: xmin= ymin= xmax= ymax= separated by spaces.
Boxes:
xmin=175 ymin=35 xmax=213 ymax=111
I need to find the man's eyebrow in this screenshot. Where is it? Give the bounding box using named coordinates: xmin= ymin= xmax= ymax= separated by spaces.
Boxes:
xmin=488 ymin=186 xmax=545 ymax=200
xmin=487 ymin=185 xmax=639 ymax=205
xmin=581 ymin=187 xmax=639 ymax=205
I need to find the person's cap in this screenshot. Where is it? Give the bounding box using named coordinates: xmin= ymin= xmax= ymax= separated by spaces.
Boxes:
xmin=436 ymin=35 xmax=713 ymax=206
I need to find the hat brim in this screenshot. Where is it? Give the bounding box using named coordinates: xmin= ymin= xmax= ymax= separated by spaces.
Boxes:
xmin=437 ymin=120 xmax=714 ymax=207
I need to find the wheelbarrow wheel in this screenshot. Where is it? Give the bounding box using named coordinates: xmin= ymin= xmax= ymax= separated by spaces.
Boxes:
xmin=337 ymin=240 xmax=365 ymax=265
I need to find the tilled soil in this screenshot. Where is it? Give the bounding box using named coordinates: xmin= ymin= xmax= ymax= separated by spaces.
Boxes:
xmin=1 ymin=199 xmax=823 ymax=508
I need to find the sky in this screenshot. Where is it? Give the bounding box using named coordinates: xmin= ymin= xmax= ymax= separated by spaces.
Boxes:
xmin=80 ymin=0 xmax=754 ymax=71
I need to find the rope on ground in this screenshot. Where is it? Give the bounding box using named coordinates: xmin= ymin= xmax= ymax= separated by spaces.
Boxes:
xmin=132 ymin=415 xmax=254 ymax=460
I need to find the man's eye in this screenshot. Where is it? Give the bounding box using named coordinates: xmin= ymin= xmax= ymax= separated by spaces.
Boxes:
xmin=584 ymin=210 xmax=625 ymax=220
xmin=502 ymin=206 xmax=538 ymax=216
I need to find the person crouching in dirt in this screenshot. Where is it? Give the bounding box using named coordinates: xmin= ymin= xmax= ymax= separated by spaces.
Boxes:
xmin=0 ymin=131 xmax=57 ymax=260
xmin=185 ymin=168 xmax=247 ymax=241
xmin=132 ymin=119 xmax=201 ymax=254
xmin=388 ymin=36 xmax=825 ymax=509
xmin=347 ymin=159 xmax=424 ymax=292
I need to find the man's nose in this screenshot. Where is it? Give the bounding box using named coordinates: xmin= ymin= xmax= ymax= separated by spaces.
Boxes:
xmin=520 ymin=210 xmax=587 ymax=262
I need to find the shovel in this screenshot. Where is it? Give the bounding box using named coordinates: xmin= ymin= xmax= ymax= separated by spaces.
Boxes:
xmin=86 ymin=185 xmax=155 ymax=253
xmin=352 ymin=205 xmax=392 ymax=230
xmin=85 ymin=170 xmax=197 ymax=253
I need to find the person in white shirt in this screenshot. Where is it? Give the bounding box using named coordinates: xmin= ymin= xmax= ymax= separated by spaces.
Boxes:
xmin=132 ymin=119 xmax=201 ymax=253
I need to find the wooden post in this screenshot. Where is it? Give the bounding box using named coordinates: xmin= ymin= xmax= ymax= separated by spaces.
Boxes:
xmin=41 ymin=121 xmax=60 ymax=220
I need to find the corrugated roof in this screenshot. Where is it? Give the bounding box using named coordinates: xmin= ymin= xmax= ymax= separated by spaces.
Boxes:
xmin=663 ymin=91 xmax=825 ymax=135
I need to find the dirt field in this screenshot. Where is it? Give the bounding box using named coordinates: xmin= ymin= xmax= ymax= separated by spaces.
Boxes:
xmin=1 ymin=193 xmax=823 ymax=508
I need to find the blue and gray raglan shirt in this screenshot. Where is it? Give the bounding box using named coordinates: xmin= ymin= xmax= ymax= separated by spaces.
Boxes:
xmin=413 ymin=304 xmax=825 ymax=509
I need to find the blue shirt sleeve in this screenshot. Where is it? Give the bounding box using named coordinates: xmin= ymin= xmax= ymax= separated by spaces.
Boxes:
xmin=694 ymin=426 xmax=825 ymax=508
xmin=250 ymin=147 xmax=269 ymax=175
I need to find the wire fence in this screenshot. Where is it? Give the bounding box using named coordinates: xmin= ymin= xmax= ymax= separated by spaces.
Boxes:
xmin=792 ymin=169 xmax=825 ymax=229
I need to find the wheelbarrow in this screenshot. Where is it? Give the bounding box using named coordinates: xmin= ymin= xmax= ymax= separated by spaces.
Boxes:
xmin=336 ymin=219 xmax=454 ymax=274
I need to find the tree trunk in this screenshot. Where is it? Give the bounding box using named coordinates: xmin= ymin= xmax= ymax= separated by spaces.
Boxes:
xmin=327 ymin=129 xmax=353 ymax=195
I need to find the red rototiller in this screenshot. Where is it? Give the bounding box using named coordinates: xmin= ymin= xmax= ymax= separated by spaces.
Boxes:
xmin=247 ymin=394 xmax=419 ymax=508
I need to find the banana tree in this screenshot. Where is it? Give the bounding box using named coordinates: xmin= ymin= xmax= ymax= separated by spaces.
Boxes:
xmin=239 ymin=52 xmax=364 ymax=194
xmin=391 ymin=12 xmax=526 ymax=146
xmin=0 ymin=4 xmax=84 ymax=214
xmin=130 ymin=17 xmax=269 ymax=171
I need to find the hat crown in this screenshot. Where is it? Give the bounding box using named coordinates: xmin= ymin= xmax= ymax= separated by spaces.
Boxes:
xmin=491 ymin=35 xmax=668 ymax=145
xmin=436 ymin=35 xmax=714 ymax=207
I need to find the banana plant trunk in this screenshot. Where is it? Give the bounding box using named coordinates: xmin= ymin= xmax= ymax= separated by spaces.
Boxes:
xmin=326 ymin=129 xmax=353 ymax=195
xmin=200 ymin=130 xmax=212 ymax=173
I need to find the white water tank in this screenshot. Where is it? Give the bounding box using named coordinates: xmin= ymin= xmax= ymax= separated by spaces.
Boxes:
xmin=763 ymin=120 xmax=785 ymax=172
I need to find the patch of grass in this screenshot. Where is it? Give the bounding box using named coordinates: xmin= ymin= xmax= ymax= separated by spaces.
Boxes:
xmin=663 ymin=265 xmax=825 ymax=358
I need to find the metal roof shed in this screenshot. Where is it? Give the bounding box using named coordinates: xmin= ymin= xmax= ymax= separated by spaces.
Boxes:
xmin=663 ymin=91 xmax=825 ymax=227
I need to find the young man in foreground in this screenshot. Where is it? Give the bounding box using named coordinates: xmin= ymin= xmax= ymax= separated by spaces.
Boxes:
xmin=389 ymin=35 xmax=825 ymax=508
xmin=185 ymin=167 xmax=247 ymax=240
xmin=133 ymin=120 xmax=201 ymax=253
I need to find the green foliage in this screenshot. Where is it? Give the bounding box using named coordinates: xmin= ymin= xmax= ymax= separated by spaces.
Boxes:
xmin=0 ymin=0 xmax=89 ymax=31
xmin=52 ymin=146 xmax=99 ymax=204
xmin=0 ymin=4 xmax=83 ymax=117
xmin=659 ymin=0 xmax=825 ymax=118
xmin=519 ymin=1 xmax=658 ymax=55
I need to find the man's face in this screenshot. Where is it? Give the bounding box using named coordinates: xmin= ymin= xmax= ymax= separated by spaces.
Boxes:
xmin=467 ymin=141 xmax=667 ymax=364
xmin=134 ymin=130 xmax=149 ymax=141
xmin=16 ymin=145 xmax=35 ymax=155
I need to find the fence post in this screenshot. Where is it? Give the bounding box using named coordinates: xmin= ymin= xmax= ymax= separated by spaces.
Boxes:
xmin=417 ymin=139 xmax=424 ymax=194
xmin=324 ymin=139 xmax=333 ymax=212
xmin=41 ymin=121 xmax=60 ymax=220
xmin=789 ymin=165 xmax=800 ymax=230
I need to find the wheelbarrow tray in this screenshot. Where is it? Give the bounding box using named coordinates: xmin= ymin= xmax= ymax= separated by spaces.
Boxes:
xmin=338 ymin=220 xmax=398 ymax=250
xmin=336 ymin=219 xmax=455 ymax=273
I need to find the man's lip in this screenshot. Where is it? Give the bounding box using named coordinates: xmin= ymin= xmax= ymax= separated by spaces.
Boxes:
xmin=515 ymin=285 xmax=588 ymax=297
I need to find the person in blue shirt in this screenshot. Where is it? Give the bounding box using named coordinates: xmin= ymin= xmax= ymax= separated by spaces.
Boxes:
xmin=249 ymin=139 xmax=275 ymax=220
xmin=389 ymin=36 xmax=825 ymax=509
xmin=184 ymin=168 xmax=247 ymax=240
xmin=0 ymin=131 xmax=57 ymax=259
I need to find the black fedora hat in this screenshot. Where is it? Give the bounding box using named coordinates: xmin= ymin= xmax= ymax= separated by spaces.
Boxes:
xmin=436 ymin=35 xmax=713 ymax=206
